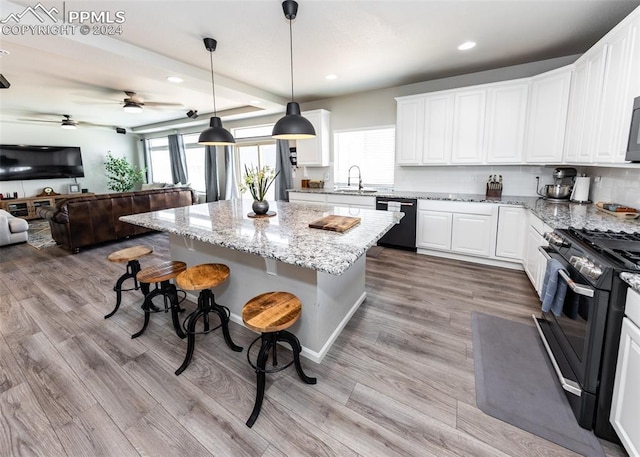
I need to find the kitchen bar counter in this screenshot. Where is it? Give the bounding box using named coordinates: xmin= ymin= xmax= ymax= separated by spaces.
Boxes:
xmin=289 ymin=188 xmax=640 ymax=233
xmin=121 ymin=199 xmax=402 ymax=363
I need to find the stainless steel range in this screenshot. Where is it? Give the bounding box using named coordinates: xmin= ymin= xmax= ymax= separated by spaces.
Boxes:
xmin=534 ymin=228 xmax=640 ymax=442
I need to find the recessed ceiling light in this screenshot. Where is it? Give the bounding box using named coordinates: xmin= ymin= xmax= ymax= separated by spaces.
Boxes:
xmin=166 ymin=76 xmax=183 ymax=83
xmin=325 ymin=74 xmax=338 ymax=80
xmin=457 ymin=41 xmax=476 ymax=51
xmin=0 ymin=49 xmax=10 ymax=56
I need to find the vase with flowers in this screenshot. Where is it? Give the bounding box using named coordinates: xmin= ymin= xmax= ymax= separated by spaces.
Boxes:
xmin=240 ymin=164 xmax=280 ymax=215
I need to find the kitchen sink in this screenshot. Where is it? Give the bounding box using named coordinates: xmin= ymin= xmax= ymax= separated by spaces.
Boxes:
xmin=333 ymin=187 xmax=378 ymax=194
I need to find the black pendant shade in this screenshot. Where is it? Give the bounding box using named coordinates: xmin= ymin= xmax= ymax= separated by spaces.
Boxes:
xmin=272 ymin=0 xmax=316 ymax=140
xmin=198 ymin=37 xmax=235 ymax=146
xmin=198 ymin=116 xmax=236 ymax=145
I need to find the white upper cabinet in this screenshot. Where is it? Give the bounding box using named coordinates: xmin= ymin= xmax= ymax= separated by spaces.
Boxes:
xmin=296 ymin=109 xmax=330 ymax=167
xmin=594 ymin=10 xmax=640 ymax=163
xmin=524 ymin=66 xmax=573 ymax=163
xmin=423 ymin=94 xmax=454 ymax=164
xmin=564 ymin=47 xmax=608 ymax=163
xmin=396 ymin=97 xmax=425 ymax=165
xmin=451 ymin=89 xmax=486 ymax=164
xmin=484 ymin=81 xmax=530 ymax=163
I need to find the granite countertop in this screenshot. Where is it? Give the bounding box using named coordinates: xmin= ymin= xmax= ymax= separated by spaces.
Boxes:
xmin=621 ymin=272 xmax=640 ymax=294
xmin=288 ymin=188 xmax=640 ymax=233
xmin=120 ymin=199 xmax=403 ymax=276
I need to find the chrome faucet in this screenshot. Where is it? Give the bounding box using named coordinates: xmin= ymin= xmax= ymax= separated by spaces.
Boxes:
xmin=347 ymin=165 xmax=363 ymax=190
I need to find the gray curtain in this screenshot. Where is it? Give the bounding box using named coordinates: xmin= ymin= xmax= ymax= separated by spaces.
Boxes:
xmin=205 ymin=145 xmax=219 ymax=202
xmin=223 ymin=146 xmax=239 ymax=200
xmin=168 ymin=134 xmax=188 ymax=184
xmin=142 ymin=138 xmax=151 ymax=183
xmin=275 ymin=139 xmax=292 ymax=201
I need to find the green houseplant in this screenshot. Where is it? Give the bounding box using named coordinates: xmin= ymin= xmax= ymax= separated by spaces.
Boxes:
xmin=104 ymin=152 xmax=146 ymax=192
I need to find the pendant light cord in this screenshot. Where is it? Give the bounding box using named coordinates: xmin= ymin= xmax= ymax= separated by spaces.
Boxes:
xmin=289 ymin=18 xmax=294 ymax=102
xmin=209 ymin=50 xmax=217 ymax=116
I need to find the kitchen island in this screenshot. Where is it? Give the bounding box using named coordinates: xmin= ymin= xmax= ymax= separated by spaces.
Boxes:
xmin=121 ymin=199 xmax=402 ymax=362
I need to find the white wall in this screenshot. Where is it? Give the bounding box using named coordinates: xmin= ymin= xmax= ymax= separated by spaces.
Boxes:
xmin=0 ymin=122 xmax=140 ymax=198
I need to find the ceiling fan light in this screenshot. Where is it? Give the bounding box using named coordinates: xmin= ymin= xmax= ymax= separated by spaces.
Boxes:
xmin=273 ymin=102 xmax=316 ymax=139
xmin=123 ymin=101 xmax=143 ymax=113
xmin=61 ymin=122 xmax=76 ymax=130
xmin=198 ymin=116 xmax=235 ymax=145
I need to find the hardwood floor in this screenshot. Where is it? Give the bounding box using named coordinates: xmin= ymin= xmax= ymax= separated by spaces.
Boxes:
xmin=0 ymin=234 xmax=627 ymax=457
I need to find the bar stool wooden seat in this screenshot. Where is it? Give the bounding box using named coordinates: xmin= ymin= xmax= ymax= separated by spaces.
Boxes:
xmin=132 ymin=261 xmax=188 ymax=339
xmin=242 ymin=291 xmax=317 ymax=428
xmin=105 ymin=245 xmax=153 ymax=319
xmin=174 ymin=263 xmax=243 ymax=375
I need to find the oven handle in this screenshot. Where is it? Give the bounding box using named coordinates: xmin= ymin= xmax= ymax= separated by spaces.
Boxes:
xmin=377 ymin=201 xmax=414 ymax=207
xmin=532 ymin=315 xmax=582 ymax=397
xmin=537 ymin=246 xmax=595 ymax=298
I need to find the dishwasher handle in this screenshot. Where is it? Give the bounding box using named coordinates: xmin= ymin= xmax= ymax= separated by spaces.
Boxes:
xmin=377 ymin=200 xmax=414 ymax=207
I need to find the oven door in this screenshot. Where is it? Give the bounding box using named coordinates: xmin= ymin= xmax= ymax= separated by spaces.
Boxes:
xmin=536 ymin=247 xmax=609 ymax=393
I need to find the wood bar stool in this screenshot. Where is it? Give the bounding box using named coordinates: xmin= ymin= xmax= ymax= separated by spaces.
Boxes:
xmin=242 ymin=291 xmax=317 ymax=428
xmin=174 ymin=263 xmax=243 ymax=376
xmin=105 ymin=245 xmax=153 ymax=319
xmin=132 ymin=261 xmax=188 ymax=339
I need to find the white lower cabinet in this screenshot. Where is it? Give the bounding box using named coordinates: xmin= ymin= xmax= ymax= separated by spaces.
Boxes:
xmin=522 ymin=211 xmax=551 ymax=296
xmin=495 ymin=206 xmax=527 ymax=260
xmin=326 ymin=194 xmax=375 ymax=209
xmin=610 ymin=287 xmax=640 ymax=457
xmin=451 ymin=213 xmax=493 ymax=256
xmin=417 ymin=210 xmax=452 ymax=250
xmin=416 ymin=200 xmax=500 ymax=262
xmin=288 ymin=192 xmax=327 ymax=205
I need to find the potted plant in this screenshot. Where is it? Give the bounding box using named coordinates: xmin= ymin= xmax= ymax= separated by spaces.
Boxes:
xmin=239 ymin=164 xmax=279 ymax=215
xmin=104 ymin=152 xmax=146 ymax=192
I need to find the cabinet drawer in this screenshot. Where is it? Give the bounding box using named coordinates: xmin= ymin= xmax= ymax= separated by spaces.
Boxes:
xmin=327 ymin=194 xmax=375 ymax=208
xmin=418 ymin=199 xmax=494 ymax=215
xmin=289 ymin=192 xmax=327 ymax=204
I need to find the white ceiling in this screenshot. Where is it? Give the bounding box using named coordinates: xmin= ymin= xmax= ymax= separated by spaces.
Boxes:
xmin=1 ymin=0 xmax=639 ymax=134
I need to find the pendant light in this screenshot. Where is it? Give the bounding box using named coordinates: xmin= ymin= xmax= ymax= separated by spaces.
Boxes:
xmin=272 ymin=0 xmax=316 ymax=140
xmin=198 ymin=37 xmax=235 ymax=145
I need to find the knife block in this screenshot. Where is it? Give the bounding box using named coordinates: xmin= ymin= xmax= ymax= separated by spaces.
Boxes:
xmin=486 ymin=184 xmax=502 ymax=198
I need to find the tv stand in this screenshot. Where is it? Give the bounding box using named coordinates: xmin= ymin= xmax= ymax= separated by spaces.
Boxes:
xmin=0 ymin=193 xmax=93 ymax=220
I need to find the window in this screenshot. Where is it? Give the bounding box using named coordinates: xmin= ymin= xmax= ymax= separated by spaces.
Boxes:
xmin=235 ymin=142 xmax=277 ymax=201
xmin=182 ymin=133 xmax=206 ymax=192
xmin=333 ymin=126 xmax=395 ymax=187
xmin=147 ymin=137 xmax=172 ymax=184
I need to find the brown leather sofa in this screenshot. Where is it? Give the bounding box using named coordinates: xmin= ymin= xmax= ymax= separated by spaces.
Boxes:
xmin=36 ymin=187 xmax=197 ymax=253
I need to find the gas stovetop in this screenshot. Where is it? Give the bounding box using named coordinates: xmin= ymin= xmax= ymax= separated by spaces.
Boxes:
xmin=565 ymin=229 xmax=640 ymax=270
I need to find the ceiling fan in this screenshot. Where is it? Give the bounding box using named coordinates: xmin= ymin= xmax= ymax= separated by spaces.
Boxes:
xmin=121 ymin=91 xmax=183 ymax=113
xmin=18 ymin=114 xmax=124 ymax=132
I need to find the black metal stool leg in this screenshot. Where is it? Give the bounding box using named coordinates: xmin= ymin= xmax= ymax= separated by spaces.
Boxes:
xmin=204 ymin=290 xmax=243 ymax=352
xmin=175 ymin=308 xmax=204 ymax=375
xmin=131 ymin=292 xmax=153 ymax=339
xmin=277 ymin=331 xmax=317 ymax=385
xmin=246 ymin=333 xmax=274 ymax=428
xmin=105 ymin=259 xmax=142 ymax=319
xmin=167 ymin=283 xmax=186 ymax=339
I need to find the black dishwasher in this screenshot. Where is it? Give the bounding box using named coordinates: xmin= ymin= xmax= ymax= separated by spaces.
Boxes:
xmin=375 ymin=197 xmax=417 ymax=251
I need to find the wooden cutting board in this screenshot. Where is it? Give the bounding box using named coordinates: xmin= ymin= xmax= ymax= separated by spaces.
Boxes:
xmin=309 ymin=215 xmax=361 ymax=232
xmin=595 ymin=202 xmax=639 ymax=219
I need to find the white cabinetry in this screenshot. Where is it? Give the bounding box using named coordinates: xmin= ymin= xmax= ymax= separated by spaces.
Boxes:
xmin=288 ymin=192 xmax=327 ymax=205
xmin=524 ymin=66 xmax=573 ymax=163
xmin=522 ymin=211 xmax=551 ymax=296
xmin=594 ymin=11 xmax=640 ymax=163
xmin=296 ymin=109 xmax=330 ymax=167
xmin=416 ymin=200 xmax=496 ymax=259
xmin=610 ymin=287 xmax=640 ymax=457
xmin=484 ymin=82 xmax=530 ymax=163
xmin=564 ymin=47 xmax=608 ymax=163
xmin=417 ymin=210 xmax=452 ymax=250
xmin=326 ymin=194 xmax=376 ymax=209
xmin=395 ymin=79 xmax=528 ymax=165
xmin=495 ymin=206 xmax=527 ymax=260
xmin=451 ymin=89 xmax=486 ymax=164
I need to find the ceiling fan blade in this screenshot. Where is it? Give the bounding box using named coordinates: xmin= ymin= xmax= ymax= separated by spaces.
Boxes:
xmin=18 ymin=118 xmax=59 ymax=123
xmin=142 ymin=102 xmax=184 ymax=108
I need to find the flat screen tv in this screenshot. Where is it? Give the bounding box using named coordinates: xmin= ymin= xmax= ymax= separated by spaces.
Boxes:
xmin=0 ymin=144 xmax=85 ymax=181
